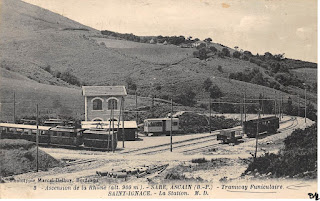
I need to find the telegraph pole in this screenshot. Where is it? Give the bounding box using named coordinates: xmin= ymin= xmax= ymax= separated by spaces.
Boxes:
xmin=254 ymin=109 xmax=261 ymax=160
xmin=122 ymin=98 xmax=125 ymax=148
xmin=36 ymin=104 xmax=39 ymax=172
xmin=111 ymin=102 xmax=114 ymax=152
xmin=298 ymin=95 xmax=300 ymax=116
xmin=274 ymin=91 xmax=277 ymax=117
xmin=209 ymin=99 xmax=211 ymax=133
xmin=170 ymin=99 xmax=173 ymax=152
xmin=240 ymin=99 xmax=243 ymax=127
xmin=244 ymin=92 xmax=247 ymax=121
xmin=135 ymin=91 xmax=138 ymax=139
xmin=13 ymin=92 xmax=16 ymax=123
xmin=304 ymin=84 xmax=307 ymax=123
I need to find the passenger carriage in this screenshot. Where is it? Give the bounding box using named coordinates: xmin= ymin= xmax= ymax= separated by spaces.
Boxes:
xmin=144 ymin=118 xmax=179 ymax=135
xmin=0 ymin=123 xmax=51 ymax=144
xmin=243 ymin=116 xmax=279 ymax=138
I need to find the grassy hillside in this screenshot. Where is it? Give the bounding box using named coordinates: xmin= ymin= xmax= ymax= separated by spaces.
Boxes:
xmin=0 ymin=139 xmax=62 ymax=177
xmin=0 ymin=0 xmax=316 ymax=122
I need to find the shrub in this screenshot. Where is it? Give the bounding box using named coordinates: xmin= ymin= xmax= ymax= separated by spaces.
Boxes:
xmin=209 ymin=46 xmax=217 ymax=52
xmin=244 ymin=124 xmax=317 ymax=178
xmin=203 ymin=78 xmax=213 ymax=91
xmin=209 ymin=85 xmax=223 ymax=99
xmin=221 ymin=47 xmax=230 ymax=57
xmin=60 ymin=71 xmax=81 ymax=86
xmin=233 ymin=51 xmax=241 ymax=58
xmin=217 ymin=65 xmax=223 ymax=72
xmin=0 ymin=139 xmax=35 ymax=150
xmin=191 ymin=158 xmax=208 ymax=163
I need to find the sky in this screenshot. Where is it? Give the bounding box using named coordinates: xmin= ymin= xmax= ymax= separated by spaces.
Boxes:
xmin=23 ymin=0 xmax=317 ymax=62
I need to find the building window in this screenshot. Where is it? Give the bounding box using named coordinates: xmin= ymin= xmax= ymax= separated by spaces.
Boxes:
xmin=93 ymin=99 xmax=102 ymax=110
xmin=108 ymin=99 xmax=118 ymax=110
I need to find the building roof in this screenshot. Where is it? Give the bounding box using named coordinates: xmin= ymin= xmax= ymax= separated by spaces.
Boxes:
xmin=144 ymin=118 xmax=179 ymax=121
xmin=0 ymin=123 xmax=51 ymax=130
xmin=81 ymin=121 xmax=137 ymax=129
xmin=82 ymin=86 xmax=127 ymax=96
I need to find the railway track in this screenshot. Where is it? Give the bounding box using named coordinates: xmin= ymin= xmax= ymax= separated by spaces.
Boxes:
xmin=182 ymin=116 xmax=299 ymax=155
xmin=120 ymin=132 xmax=219 ymax=155
xmin=132 ymin=116 xmax=298 ymax=155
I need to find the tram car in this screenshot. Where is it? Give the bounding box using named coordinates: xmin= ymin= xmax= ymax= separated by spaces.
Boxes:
xmin=0 ymin=123 xmax=117 ymax=151
xmin=217 ymin=126 xmax=243 ymax=144
xmin=144 ymin=118 xmax=179 ymax=135
xmin=243 ymin=116 xmax=279 ymax=138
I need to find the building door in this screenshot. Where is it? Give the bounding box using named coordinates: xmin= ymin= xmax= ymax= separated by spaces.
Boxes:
xmin=162 ymin=120 xmax=166 ymax=133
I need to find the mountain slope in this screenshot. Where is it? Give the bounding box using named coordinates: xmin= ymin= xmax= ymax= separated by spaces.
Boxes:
xmin=0 ymin=0 xmax=316 ymax=121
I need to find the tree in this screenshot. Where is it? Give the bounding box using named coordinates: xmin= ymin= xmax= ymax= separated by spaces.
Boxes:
xmin=198 ymin=48 xmax=208 ymax=60
xmin=125 ymin=77 xmax=137 ymax=90
xmin=204 ymin=38 xmax=212 ymax=43
xmin=173 ymin=88 xmax=196 ymax=106
xmin=233 ymin=51 xmax=241 ymax=58
xmin=209 ymin=85 xmax=223 ymax=99
xmin=209 ymin=46 xmax=217 ymax=52
xmin=203 ymin=78 xmax=213 ymax=91
xmin=221 ymin=47 xmax=230 ymax=57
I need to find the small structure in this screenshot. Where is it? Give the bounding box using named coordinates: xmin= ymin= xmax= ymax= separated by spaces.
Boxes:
xmin=82 ymin=86 xmax=127 ymax=121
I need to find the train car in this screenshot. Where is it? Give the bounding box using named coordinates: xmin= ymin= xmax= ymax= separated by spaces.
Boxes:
xmin=48 ymin=126 xmax=83 ymax=148
xmin=217 ymin=126 xmax=243 ymax=144
xmin=144 ymin=118 xmax=179 ymax=135
xmin=0 ymin=123 xmax=117 ymax=151
xmin=81 ymin=121 xmax=137 ymax=141
xmin=243 ymin=116 xmax=279 ymax=138
xmin=82 ymin=129 xmax=117 ymax=150
xmin=0 ymin=123 xmax=51 ymax=144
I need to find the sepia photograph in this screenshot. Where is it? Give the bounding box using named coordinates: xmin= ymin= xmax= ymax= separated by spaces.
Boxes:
xmin=0 ymin=0 xmax=317 ymax=199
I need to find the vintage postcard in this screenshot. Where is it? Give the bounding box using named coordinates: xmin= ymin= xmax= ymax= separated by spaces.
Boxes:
xmin=0 ymin=0 xmax=318 ymax=199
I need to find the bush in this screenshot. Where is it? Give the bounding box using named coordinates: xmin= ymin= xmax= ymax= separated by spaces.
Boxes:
xmin=203 ymin=78 xmax=213 ymax=91
xmin=0 ymin=139 xmax=35 ymax=150
xmin=60 ymin=71 xmax=81 ymax=86
xmin=233 ymin=51 xmax=241 ymax=58
xmin=244 ymin=124 xmax=317 ymax=178
xmin=191 ymin=158 xmax=208 ymax=163
xmin=221 ymin=47 xmax=230 ymax=57
xmin=173 ymin=88 xmax=196 ymax=106
xmin=209 ymin=85 xmax=223 ymax=99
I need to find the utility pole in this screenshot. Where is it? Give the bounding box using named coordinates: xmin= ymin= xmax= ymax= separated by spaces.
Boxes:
xmin=244 ymin=92 xmax=247 ymax=121
xmin=274 ymin=91 xmax=277 ymax=117
xmin=108 ymin=110 xmax=111 ymax=152
xmin=240 ymin=99 xmax=243 ymax=127
xmin=122 ymin=98 xmax=125 ymax=148
xmin=111 ymin=102 xmax=114 ymax=152
xmin=278 ymin=93 xmax=281 ymax=120
xmin=298 ymin=95 xmax=300 ymax=116
xmin=281 ymin=95 xmax=284 ymax=118
xmin=209 ymin=99 xmax=211 ymax=133
xmin=254 ymin=109 xmax=261 ymax=160
xmin=304 ymin=84 xmax=307 ymax=123
xmin=262 ymin=90 xmax=264 ymax=116
xmin=36 ymin=104 xmax=39 ymax=172
xmin=135 ymin=91 xmax=138 ymax=139
xmin=13 ymin=92 xmax=16 ymax=123
xmin=170 ymin=99 xmax=173 ymax=152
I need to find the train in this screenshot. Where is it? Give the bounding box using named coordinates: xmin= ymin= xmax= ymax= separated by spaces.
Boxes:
xmin=143 ymin=118 xmax=179 ymax=135
xmin=0 ymin=123 xmax=117 ymax=151
xmin=243 ymin=116 xmax=279 ymax=138
xmin=217 ymin=126 xmax=243 ymax=144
